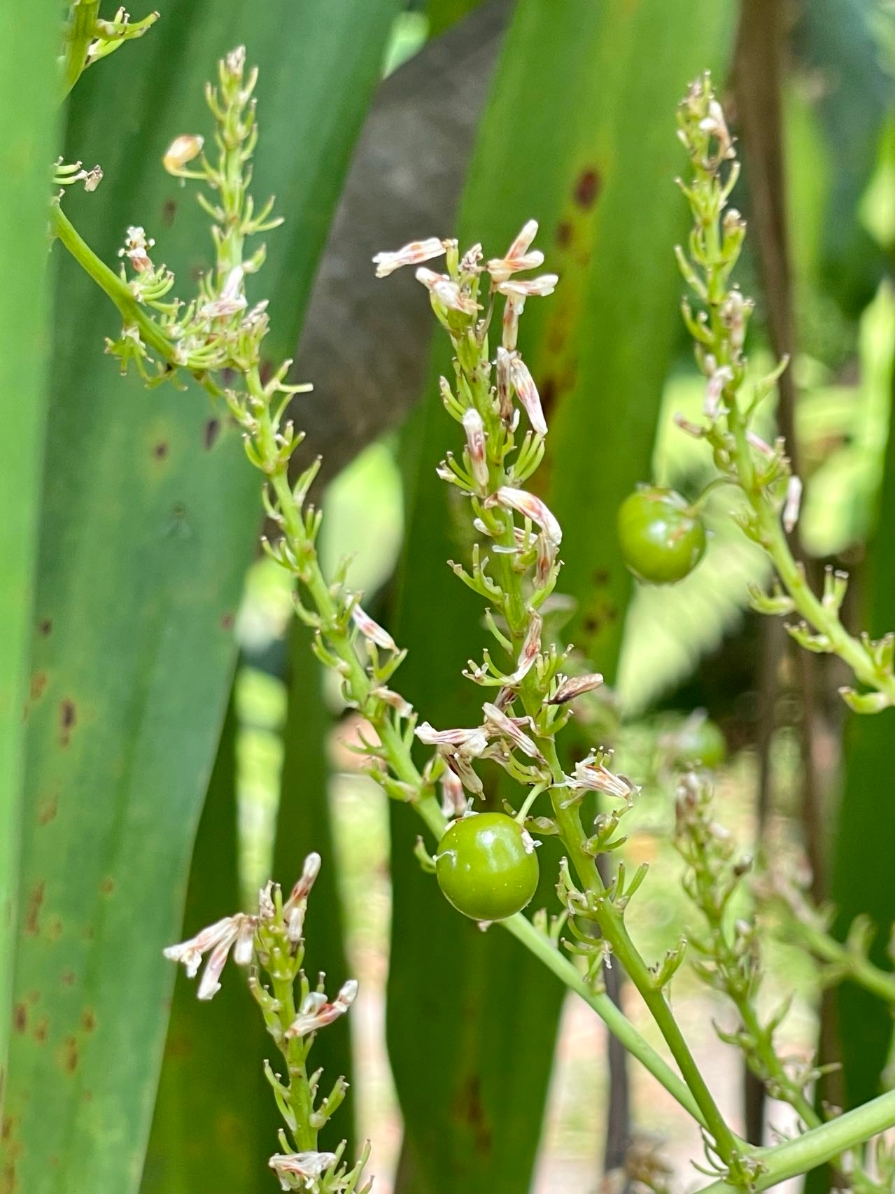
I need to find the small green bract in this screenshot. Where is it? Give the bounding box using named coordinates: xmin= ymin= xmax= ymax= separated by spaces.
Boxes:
xmin=618 ymin=487 xmax=707 ymax=584
xmin=435 ymin=812 xmax=539 ymax=922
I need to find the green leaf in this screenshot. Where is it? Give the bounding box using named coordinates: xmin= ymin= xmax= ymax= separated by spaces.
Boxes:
xmin=141 ymin=696 xmax=276 ymax=1194
xmin=0 ymin=0 xmax=58 ymax=1101
xmin=388 ymin=3 xmax=735 ymax=1191
xmin=273 ymin=620 xmax=355 ymax=1158
xmin=3 ymin=4 xmax=401 ymax=1193
xmin=831 ymin=366 xmax=895 ymax=1109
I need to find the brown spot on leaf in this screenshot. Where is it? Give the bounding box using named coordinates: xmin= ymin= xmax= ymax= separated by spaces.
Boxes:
xmin=33 ymin=1017 xmax=48 ymax=1043
xmin=80 ymin=1009 xmax=96 ymax=1034
xmin=574 ymin=167 xmax=601 ymax=209
xmin=100 ymin=876 xmax=115 ymax=896
xmin=556 ymin=220 xmax=572 ymax=247
xmin=204 ymin=418 xmax=220 ymax=450
xmin=12 ymin=1004 xmax=26 ymax=1035
xmin=454 ymin=1075 xmax=492 ymax=1156
xmin=61 ymin=971 xmax=75 ymax=987
xmin=1 ymin=1116 xmax=12 ymax=1141
xmin=539 ymin=377 xmax=558 ymax=423
xmin=37 ymin=797 xmax=58 ymax=826
xmin=47 ymin=918 xmax=62 ymax=942
xmin=220 ymin=612 xmax=234 ymax=631
xmin=38 ymin=618 xmax=52 ymax=636
xmin=592 ymin=568 xmax=610 ymax=587
xmin=60 ymin=699 xmax=76 ymax=746
xmin=161 ymin=198 xmax=176 ymax=226
xmin=60 ymin=1036 xmax=78 ymax=1073
xmin=153 ymin=441 xmax=169 ymax=460
xmin=30 ymin=673 xmax=47 ymax=702
xmin=24 ymin=882 xmax=44 ymax=935
xmin=259 ymin=359 xmax=273 ymax=386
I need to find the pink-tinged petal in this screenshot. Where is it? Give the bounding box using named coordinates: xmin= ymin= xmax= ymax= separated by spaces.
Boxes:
xmin=496 ymin=347 xmax=513 ymax=418
xmin=548 ymin=673 xmax=604 ymax=705
xmin=501 ymin=295 xmax=525 ymax=352
xmin=288 ymin=852 xmax=321 ymax=904
xmin=198 ymin=935 xmax=235 ymax=1001
xmin=505 ymin=615 xmax=542 ymax=685
xmin=487 ymin=487 xmax=562 ymax=550
xmin=286 ymin=979 xmax=358 ymax=1038
xmin=783 ymin=475 xmax=802 ymax=534
xmin=509 ymin=355 xmax=548 ymax=436
xmin=482 ymin=703 xmax=541 ymax=759
xmin=269 ymin=1151 xmax=338 ymax=1188
xmin=440 ymin=768 xmax=467 ymax=818
xmin=351 ymin=604 xmax=397 ymax=652
xmin=462 ymin=407 xmax=489 ymax=490
xmin=373 ymin=237 xmax=446 ymax=277
xmin=371 ymin=685 xmax=414 ymax=719
xmin=416 ymin=723 xmax=482 ymax=749
xmin=496 ymin=273 xmax=558 ymax=298
xmin=415 ymin=268 xmax=479 ymax=315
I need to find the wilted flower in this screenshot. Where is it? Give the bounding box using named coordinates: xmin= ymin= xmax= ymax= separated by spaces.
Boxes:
xmin=269 ymin=1151 xmax=337 ymax=1190
xmin=508 ymin=354 xmax=547 ymax=436
xmin=286 ymin=979 xmax=358 ymax=1039
xmin=548 ymin=673 xmax=604 ymax=705
xmin=163 ymin=912 xmax=258 ymax=1000
xmin=486 ymin=487 xmax=562 ymax=551
xmin=462 ymin=407 xmax=489 ymax=490
xmin=482 ymin=702 xmax=542 ymax=759
xmin=496 ymin=273 xmax=558 ymax=299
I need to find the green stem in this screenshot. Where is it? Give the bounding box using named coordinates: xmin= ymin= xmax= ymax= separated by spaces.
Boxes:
xmin=785 ymin=912 xmax=895 ymax=1008
xmin=501 ymin=913 xmax=706 ymax=1125
xmin=549 ymin=778 xmax=741 ymax=1162
xmin=61 ymin=0 xmax=99 ymax=99
xmin=699 ymin=1088 xmax=895 ymax=1193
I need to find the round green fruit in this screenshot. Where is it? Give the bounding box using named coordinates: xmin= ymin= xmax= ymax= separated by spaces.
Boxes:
xmin=617 ymin=488 xmax=707 ymax=584
xmin=435 ymin=812 xmax=539 ymax=922
xmin=672 ymin=716 xmax=726 ymax=769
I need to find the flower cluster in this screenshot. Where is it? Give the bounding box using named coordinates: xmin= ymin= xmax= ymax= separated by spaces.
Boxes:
xmin=165 ymin=853 xmax=368 ymax=1193
xmin=672 ymin=75 xmax=895 ymax=714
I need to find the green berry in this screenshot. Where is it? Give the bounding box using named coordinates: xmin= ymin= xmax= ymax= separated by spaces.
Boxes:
xmin=435 ymin=812 xmax=539 ymax=922
xmin=618 ymin=487 xmax=707 ymax=584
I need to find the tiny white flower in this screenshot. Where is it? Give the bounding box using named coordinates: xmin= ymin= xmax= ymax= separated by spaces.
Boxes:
xmin=415 ymin=267 xmax=480 ymax=315
xmin=487 ymin=220 xmax=545 ymax=283
xmin=373 ymin=237 xmax=446 ymax=277
xmin=783 ymin=474 xmax=802 ymax=534
xmin=496 ymin=274 xmax=558 ymax=299
xmin=162 ymin=133 xmax=204 ymax=174
xmin=482 ymin=702 xmax=541 ymax=759
xmin=164 ymin=912 xmax=257 ymax=1000
xmin=286 ymin=979 xmax=358 ymax=1039
xmin=462 ymin=407 xmax=489 ymax=490
xmin=486 ymin=487 xmax=562 ymax=551
xmin=508 ymin=354 xmax=547 ymax=436
xmin=351 ymin=603 xmax=397 ymax=652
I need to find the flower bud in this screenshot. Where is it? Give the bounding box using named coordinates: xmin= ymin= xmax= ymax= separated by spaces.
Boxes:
xmin=162 ymin=134 xmax=204 ymax=175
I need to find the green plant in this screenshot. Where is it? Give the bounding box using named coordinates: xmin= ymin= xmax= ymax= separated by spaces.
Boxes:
xmin=30 ymin=14 xmax=895 ymax=1192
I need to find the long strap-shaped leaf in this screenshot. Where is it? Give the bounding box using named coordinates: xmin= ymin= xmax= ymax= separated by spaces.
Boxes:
xmin=0 ymin=0 xmax=59 ymax=1103
xmin=3 ymin=4 xmax=400 ymax=1193
xmin=389 ymin=3 xmax=734 ymax=1190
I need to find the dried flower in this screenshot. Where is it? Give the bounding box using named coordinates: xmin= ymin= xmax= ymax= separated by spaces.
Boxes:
xmin=269 ymin=1151 xmax=337 ymax=1190
xmin=482 ymin=702 xmax=542 ymax=759
xmin=462 ymin=407 xmax=489 ymax=490
xmin=496 ymin=274 xmax=558 ymax=299
xmin=164 ymin=912 xmax=258 ymax=1000
xmin=548 ymin=673 xmax=604 ymax=705
xmin=286 ymin=979 xmax=359 ymax=1039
